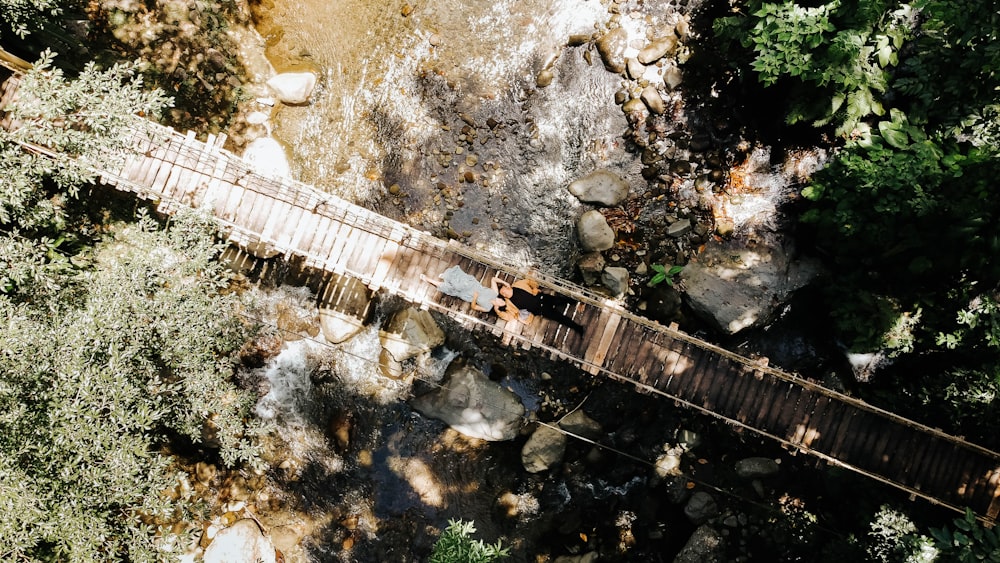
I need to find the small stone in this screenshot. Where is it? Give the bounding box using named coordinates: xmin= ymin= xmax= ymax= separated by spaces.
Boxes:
xmin=388 ymin=183 xmax=401 ymax=195
xmin=537 ymin=69 xmax=554 ymax=88
xmin=640 ymin=85 xmax=666 ymax=114
xmin=667 ymin=218 xmax=692 ymax=238
xmin=626 ymin=58 xmax=645 ymax=80
xmin=400 ymin=3 xmax=413 ymax=16
xmin=637 ymin=35 xmax=678 ymax=64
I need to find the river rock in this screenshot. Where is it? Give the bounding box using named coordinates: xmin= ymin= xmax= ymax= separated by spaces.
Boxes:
xmin=667 ymin=218 xmax=692 ymax=238
xmin=735 ymin=457 xmax=780 ymax=479
xmin=673 ymin=524 xmax=724 ymax=563
xmin=203 ymin=519 xmax=277 ymax=563
xmin=319 ymin=307 xmax=366 ymax=344
xmin=577 ymin=210 xmax=615 ymax=252
xmin=521 ymin=423 xmax=567 ymax=472
xmin=640 ymin=85 xmax=666 ymax=115
xmin=626 ymin=58 xmax=645 ymax=80
xmin=558 ymin=409 xmax=603 ymax=440
xmin=644 ymin=284 xmax=682 ymax=325
xmin=266 ymin=71 xmax=317 ymax=105
xmin=568 ymin=169 xmax=630 ymax=206
xmin=682 ymin=236 xmax=822 ymax=335
xmin=410 ymin=363 xmax=525 ymax=441
xmin=577 ymin=251 xmax=606 ymax=285
xmin=276 ymin=298 xmax=320 ymax=341
xmin=243 ymin=136 xmax=291 ymax=179
xmin=595 ymin=27 xmax=629 ymax=74
xmin=637 ymin=35 xmax=678 ymax=64
xmin=601 ymin=267 xmax=630 ymax=297
xmin=379 ymin=307 xmax=445 ymax=363
xmin=663 ymin=65 xmax=683 ymax=90
xmin=683 ymin=491 xmax=718 ymax=524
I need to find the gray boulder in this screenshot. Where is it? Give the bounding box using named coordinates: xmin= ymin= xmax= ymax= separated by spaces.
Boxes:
xmin=735 ymin=457 xmax=780 ymax=479
xmin=521 ymin=424 xmax=567 ymax=472
xmin=411 ymin=363 xmax=524 ymax=441
xmin=601 ymin=267 xmax=630 ymax=297
xmin=673 ymin=524 xmax=724 ymax=563
xmin=684 ymin=491 xmax=718 ymax=524
xmin=640 ymin=85 xmax=666 ymax=115
xmin=577 ymin=210 xmax=615 ymax=252
xmin=559 ymin=409 xmax=603 ymax=440
xmin=683 ymin=236 xmax=821 ymax=335
xmin=568 ymin=169 xmax=630 ymax=206
xmin=577 ymin=252 xmax=606 ymax=285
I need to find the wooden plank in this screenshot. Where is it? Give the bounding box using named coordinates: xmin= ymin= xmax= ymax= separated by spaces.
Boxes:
xmin=370 ymin=227 xmax=406 ymax=291
xmin=587 ymin=311 xmax=622 ymax=373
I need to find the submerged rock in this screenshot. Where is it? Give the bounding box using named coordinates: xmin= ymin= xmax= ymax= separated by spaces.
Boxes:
xmin=595 ymin=27 xmax=629 ymax=74
xmin=379 ymin=308 xmax=445 ymax=362
xmin=410 ymin=363 xmax=524 ymax=441
xmin=735 ymin=457 xmax=780 ymax=479
xmin=674 ymin=524 xmax=724 ymax=563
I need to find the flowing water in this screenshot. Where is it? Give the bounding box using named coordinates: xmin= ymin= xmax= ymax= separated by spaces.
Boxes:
xmin=252 ymin=0 xmax=638 ymax=273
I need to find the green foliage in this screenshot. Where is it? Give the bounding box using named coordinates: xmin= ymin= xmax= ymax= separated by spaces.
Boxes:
xmin=0 ymin=210 xmax=265 ymax=560
xmin=0 ymin=51 xmax=171 ymax=231
xmin=0 ymin=0 xmax=64 ymax=38
xmin=930 ymin=508 xmax=1000 ymax=562
xmin=647 ymin=263 xmax=684 ymax=288
xmin=866 ymin=505 xmax=937 ymax=562
xmin=429 ymin=519 xmax=509 ymax=563
xmin=714 ymin=0 xmax=912 ymax=135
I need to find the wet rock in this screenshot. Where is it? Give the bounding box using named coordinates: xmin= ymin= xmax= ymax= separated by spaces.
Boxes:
xmin=577 ymin=252 xmax=606 ymax=285
xmin=319 ymin=307 xmax=366 ymax=344
xmin=568 ymin=169 xmax=630 ymax=206
xmin=654 ymin=449 xmax=683 ymax=478
xmin=204 ymin=519 xmax=277 ymax=563
xmin=242 ymin=137 xmax=291 ymax=179
xmin=577 ymin=210 xmax=616 ymax=252
xmin=644 ymin=284 xmax=682 ymax=324
xmin=536 ymin=69 xmax=554 ymax=88
xmin=715 ymin=217 xmax=735 ymax=238
xmin=521 ymin=423 xmax=567 ymax=473
xmin=684 ymin=491 xmax=718 ymax=524
xmin=568 ymin=33 xmax=592 ymax=46
xmin=622 ymin=97 xmax=646 ymax=115
xmin=327 ymin=408 xmax=353 ymax=454
xmin=411 ymin=363 xmax=524 ymax=441
xmin=674 ymin=524 xmax=724 ymax=563
xmin=667 ymin=218 xmax=692 ymax=238
xmin=640 ymin=85 xmax=666 ymax=115
xmin=558 ymin=409 xmax=603 ymax=440
xmin=735 ymin=457 xmax=780 ymax=479
xmin=637 ymin=35 xmax=678 ymax=65
xmin=269 ymin=524 xmax=306 ymax=555
xmin=601 ymin=267 xmax=630 ymax=297
xmin=682 ymin=236 xmax=822 ymax=335
xmin=276 ymin=298 xmax=320 ymax=340
xmin=379 ymin=308 xmax=445 ymax=363
xmin=595 ymin=27 xmax=629 ymax=74
xmin=266 ymin=72 xmax=317 ymax=105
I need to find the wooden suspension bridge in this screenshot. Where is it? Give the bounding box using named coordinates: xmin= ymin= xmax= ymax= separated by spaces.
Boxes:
xmin=3 ymin=67 xmax=1000 ymax=525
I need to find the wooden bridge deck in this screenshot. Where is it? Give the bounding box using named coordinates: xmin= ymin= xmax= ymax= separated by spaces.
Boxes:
xmin=4 ymin=75 xmax=1000 ymax=523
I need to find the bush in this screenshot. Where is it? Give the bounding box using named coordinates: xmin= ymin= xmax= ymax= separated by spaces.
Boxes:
xmin=429 ymin=519 xmax=509 ymax=563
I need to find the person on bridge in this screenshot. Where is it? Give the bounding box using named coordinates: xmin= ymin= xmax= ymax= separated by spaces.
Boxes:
xmin=492 ymin=276 xmax=584 ymax=335
xmin=420 ymin=266 xmax=517 ymax=320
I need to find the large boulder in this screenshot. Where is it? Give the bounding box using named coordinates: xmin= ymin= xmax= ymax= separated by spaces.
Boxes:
xmin=683 ymin=491 xmax=718 ymax=525
xmin=521 ymin=423 xmax=567 ymax=473
xmin=682 ymin=236 xmax=821 ymax=335
xmin=243 ymin=136 xmax=291 ymax=179
xmin=558 ymin=409 xmax=603 ymax=440
xmin=735 ymin=457 xmax=780 ymax=479
xmin=567 ymin=169 xmax=630 ymax=206
xmin=411 ymin=363 xmax=525 ymax=441
xmin=319 ymin=307 xmax=366 ymax=344
xmin=203 ymin=519 xmax=277 ymax=563
xmin=577 ymin=210 xmax=615 ymax=252
xmin=266 ymin=71 xmax=317 ymax=105
xmin=673 ymin=524 xmax=724 ymax=563
xmin=379 ymin=308 xmax=445 ymax=362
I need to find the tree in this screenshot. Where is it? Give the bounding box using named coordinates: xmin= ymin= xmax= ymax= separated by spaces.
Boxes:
xmin=0 ymin=209 xmax=266 ymax=560
xmin=1 ymin=50 xmax=171 ymax=232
